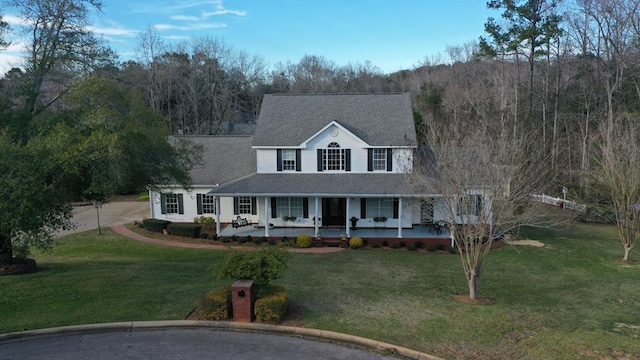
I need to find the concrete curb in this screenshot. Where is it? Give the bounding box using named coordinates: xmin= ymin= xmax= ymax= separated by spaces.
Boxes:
xmin=0 ymin=321 xmax=445 ymax=360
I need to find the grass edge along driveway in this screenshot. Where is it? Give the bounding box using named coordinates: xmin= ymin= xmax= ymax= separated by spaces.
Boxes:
xmin=1 ymin=224 xmax=639 ymax=360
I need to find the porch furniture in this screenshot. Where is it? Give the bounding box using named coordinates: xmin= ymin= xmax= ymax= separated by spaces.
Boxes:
xmin=232 ymin=216 xmax=254 ymax=228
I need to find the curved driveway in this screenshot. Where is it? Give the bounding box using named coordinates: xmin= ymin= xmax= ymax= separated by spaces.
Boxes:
xmin=0 ymin=328 xmax=403 ymax=360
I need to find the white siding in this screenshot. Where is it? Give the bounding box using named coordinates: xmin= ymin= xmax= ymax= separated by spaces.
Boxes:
xmin=149 ymin=188 xmax=259 ymax=223
xmin=255 ymin=124 xmax=414 ymax=174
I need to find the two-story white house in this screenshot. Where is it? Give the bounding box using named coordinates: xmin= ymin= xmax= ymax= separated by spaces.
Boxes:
xmin=150 ymin=93 xmax=455 ymax=239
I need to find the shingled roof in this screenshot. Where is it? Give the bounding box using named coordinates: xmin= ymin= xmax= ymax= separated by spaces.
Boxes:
xmin=208 ymin=173 xmax=430 ymax=197
xmin=252 ymin=93 xmax=416 ymax=147
xmin=175 ymin=136 xmax=256 ymax=185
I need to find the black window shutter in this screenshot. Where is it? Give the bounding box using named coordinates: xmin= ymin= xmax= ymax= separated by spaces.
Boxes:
xmin=303 ymin=197 xmax=309 ymax=218
xmin=360 ymin=198 xmax=367 ymax=218
xmin=317 ymin=149 xmax=323 ymax=171
xmin=160 ymin=193 xmax=167 ymax=214
xmin=178 ymin=194 xmax=184 ymax=214
xmin=196 ymin=194 xmax=203 ymax=215
xmin=392 ymin=198 xmax=399 ymax=219
xmin=270 ymin=198 xmax=277 ymax=218
xmin=386 ymin=148 xmax=393 ymax=172
xmin=233 ymin=197 xmax=239 ymax=215
xmin=251 ymin=197 xmax=257 ymax=215
xmin=367 ymin=149 xmax=373 ymax=171
xmin=345 ymin=149 xmax=351 ymax=171
xmin=295 ymin=149 xmax=301 ymax=172
xmin=276 ymin=149 xmax=282 ymax=171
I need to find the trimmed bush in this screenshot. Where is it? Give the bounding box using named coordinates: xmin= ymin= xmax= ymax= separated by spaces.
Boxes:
xmin=167 ymin=223 xmax=201 ymax=238
xmin=414 ymin=240 xmax=424 ymax=249
xmin=296 ymin=234 xmax=313 ymax=248
xmin=435 ymin=243 xmax=446 ymax=251
xmin=142 ymin=219 xmax=171 ymax=233
xmin=198 ymin=286 xmax=232 ymax=320
xmin=349 ymin=237 xmax=364 ymax=249
xmin=255 ymin=285 xmax=288 ymax=324
xmin=381 ymin=241 xmax=389 ymax=247
xmin=399 ymin=241 xmax=406 ymax=248
xmin=390 ymin=242 xmax=401 ymax=249
xmin=216 ymin=248 xmax=291 ymax=286
xmin=406 ymin=243 xmax=417 ymax=251
xmin=193 ymin=216 xmax=216 ymax=232
xmin=371 ymin=242 xmax=381 ymax=248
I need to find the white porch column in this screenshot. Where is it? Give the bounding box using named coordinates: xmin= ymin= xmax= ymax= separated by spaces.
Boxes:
xmin=264 ymin=197 xmax=270 ymax=237
xmin=397 ymin=197 xmax=403 ymax=238
xmin=215 ymin=196 xmax=221 ymax=235
xmin=314 ymin=197 xmax=319 ymax=235
xmin=149 ymin=190 xmax=155 ymax=219
xmin=345 ymin=197 xmax=351 ymax=237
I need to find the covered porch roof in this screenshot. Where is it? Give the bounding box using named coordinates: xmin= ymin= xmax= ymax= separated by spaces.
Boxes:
xmin=208 ymin=173 xmax=432 ymax=197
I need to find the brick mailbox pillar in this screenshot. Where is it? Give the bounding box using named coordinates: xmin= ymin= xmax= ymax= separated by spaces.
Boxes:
xmin=232 ymin=279 xmax=255 ymax=322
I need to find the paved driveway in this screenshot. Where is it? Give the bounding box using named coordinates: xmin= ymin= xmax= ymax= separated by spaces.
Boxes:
xmin=0 ymin=329 xmax=402 ymax=360
xmin=57 ymin=201 xmax=149 ymax=237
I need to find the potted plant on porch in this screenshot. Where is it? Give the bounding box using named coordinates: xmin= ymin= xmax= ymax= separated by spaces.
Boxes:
xmin=340 ymin=232 xmax=349 ymax=248
xmin=314 ymin=231 xmax=323 ymax=247
xmin=350 ymin=216 xmax=359 ymax=230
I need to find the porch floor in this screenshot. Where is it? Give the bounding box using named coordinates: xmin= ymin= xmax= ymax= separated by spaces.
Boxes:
xmin=219 ymin=224 xmax=451 ymax=239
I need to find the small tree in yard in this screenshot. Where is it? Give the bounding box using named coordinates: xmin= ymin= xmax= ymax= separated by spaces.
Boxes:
xmin=595 ymin=116 xmax=640 ymax=262
xmin=216 ymin=248 xmax=291 ymax=287
xmin=410 ymin=126 xmax=553 ymax=300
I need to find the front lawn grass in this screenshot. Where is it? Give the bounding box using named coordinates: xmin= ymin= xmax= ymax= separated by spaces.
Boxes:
xmin=1 ymin=224 xmax=639 ymax=360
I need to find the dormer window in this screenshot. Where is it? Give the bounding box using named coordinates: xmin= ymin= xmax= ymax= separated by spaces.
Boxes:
xmin=317 ymin=142 xmax=351 ymax=171
xmin=368 ymin=148 xmax=393 ymax=172
xmin=277 ymin=149 xmax=301 ymax=172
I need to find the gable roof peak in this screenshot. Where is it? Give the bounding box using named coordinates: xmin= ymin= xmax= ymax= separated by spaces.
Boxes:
xmin=253 ymin=93 xmax=416 ymax=147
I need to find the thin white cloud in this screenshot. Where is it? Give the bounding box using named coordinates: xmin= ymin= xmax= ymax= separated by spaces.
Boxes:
xmin=171 ymin=15 xmax=200 ymax=21
xmin=202 ymin=9 xmax=247 ymax=17
xmin=89 ymin=25 xmax=138 ymax=37
xmin=154 ymin=23 xmax=227 ymax=31
xmin=2 ymin=14 xmax=28 ymax=26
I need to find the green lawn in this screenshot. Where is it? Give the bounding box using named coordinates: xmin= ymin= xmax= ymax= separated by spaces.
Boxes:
xmin=1 ymin=224 xmax=639 ymax=360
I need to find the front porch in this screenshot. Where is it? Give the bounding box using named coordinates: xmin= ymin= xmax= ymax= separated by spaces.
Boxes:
xmin=219 ymin=224 xmax=454 ymax=248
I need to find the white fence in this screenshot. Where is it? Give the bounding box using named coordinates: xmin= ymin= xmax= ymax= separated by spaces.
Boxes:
xmin=530 ymin=194 xmax=587 ymax=212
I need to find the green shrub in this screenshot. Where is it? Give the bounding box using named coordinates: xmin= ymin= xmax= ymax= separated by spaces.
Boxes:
xmin=267 ymin=238 xmax=276 ymax=246
xmin=399 ymin=241 xmax=406 ymax=248
xmin=167 ymin=223 xmax=201 ymax=238
xmin=253 ymin=236 xmax=263 ymax=245
xmin=382 ymin=241 xmax=389 ymax=247
xmin=142 ymin=219 xmax=171 ymax=233
xmin=198 ymin=286 xmax=232 ymax=320
xmin=426 ymin=245 xmax=436 ymax=252
xmin=193 ymin=216 xmax=216 ymax=232
xmin=255 ymin=285 xmax=287 ymax=324
xmin=216 ymin=248 xmax=291 ymax=286
xmin=349 ymin=236 xmax=364 ymax=249
xmin=200 ymin=233 xmax=209 ymax=239
xmin=296 ymin=234 xmax=313 ymax=248
xmin=390 ymin=242 xmax=400 ymax=249
xmin=407 ymin=243 xmax=417 ymax=251
xmin=371 ymin=242 xmax=381 ymax=248
xmin=221 ymin=237 xmax=231 ymax=243
xmin=435 ymin=243 xmax=446 ymax=251
xmin=231 ymin=235 xmax=239 ymax=242
xmin=414 ymin=240 xmax=424 ymax=249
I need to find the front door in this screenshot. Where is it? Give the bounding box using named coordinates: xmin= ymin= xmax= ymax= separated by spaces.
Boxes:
xmin=322 ymin=198 xmax=346 ymax=226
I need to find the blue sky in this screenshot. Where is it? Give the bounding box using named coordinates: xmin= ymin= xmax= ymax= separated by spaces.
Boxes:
xmin=1 ymin=1 xmax=496 ymax=74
